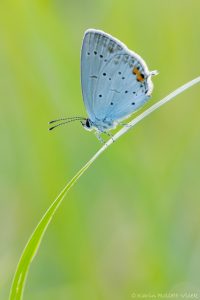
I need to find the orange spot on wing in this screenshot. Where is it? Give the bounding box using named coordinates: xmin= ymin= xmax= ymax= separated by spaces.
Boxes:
xmin=132 ymin=67 xmax=145 ymax=82
xmin=137 ymin=74 xmax=145 ymax=82
xmin=132 ymin=67 xmax=138 ymax=75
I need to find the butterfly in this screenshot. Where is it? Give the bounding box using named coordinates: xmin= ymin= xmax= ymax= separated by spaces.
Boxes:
xmin=49 ymin=29 xmax=158 ymax=142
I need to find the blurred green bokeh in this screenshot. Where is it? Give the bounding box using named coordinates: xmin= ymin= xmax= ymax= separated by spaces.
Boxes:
xmin=0 ymin=0 xmax=200 ymax=299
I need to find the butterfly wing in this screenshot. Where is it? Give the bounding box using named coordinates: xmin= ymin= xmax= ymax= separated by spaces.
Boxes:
xmin=81 ymin=29 xmax=156 ymax=126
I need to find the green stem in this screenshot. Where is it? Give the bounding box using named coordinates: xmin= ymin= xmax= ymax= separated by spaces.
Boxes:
xmin=9 ymin=76 xmax=200 ymax=300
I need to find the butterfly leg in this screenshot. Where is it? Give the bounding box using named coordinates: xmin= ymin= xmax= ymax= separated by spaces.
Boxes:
xmin=119 ymin=122 xmax=131 ymax=128
xmin=95 ymin=131 xmax=105 ymax=144
xmin=104 ymin=131 xmax=115 ymax=142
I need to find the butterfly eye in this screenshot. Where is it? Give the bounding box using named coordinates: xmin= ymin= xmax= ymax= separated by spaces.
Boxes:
xmin=86 ymin=119 xmax=90 ymax=127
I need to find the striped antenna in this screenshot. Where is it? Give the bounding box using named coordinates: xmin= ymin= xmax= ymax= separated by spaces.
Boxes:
xmin=49 ymin=116 xmax=86 ymax=124
xmin=48 ymin=118 xmax=86 ymax=131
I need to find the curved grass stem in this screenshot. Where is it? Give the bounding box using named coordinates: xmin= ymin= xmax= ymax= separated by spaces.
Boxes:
xmin=9 ymin=76 xmax=200 ymax=300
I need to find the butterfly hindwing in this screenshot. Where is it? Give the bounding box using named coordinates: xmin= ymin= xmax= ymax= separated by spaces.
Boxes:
xmin=93 ymin=53 xmax=150 ymax=121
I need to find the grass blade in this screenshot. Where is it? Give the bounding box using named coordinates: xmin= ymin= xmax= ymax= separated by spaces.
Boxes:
xmin=9 ymin=76 xmax=200 ymax=300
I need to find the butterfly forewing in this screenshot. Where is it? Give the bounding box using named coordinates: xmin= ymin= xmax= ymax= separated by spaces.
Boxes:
xmin=81 ymin=30 xmax=124 ymax=120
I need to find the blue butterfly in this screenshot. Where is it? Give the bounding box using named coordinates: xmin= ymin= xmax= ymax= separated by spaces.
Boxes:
xmin=49 ymin=29 xmax=158 ymax=142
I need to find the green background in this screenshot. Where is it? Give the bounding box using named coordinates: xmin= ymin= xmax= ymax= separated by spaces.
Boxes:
xmin=0 ymin=0 xmax=200 ymax=299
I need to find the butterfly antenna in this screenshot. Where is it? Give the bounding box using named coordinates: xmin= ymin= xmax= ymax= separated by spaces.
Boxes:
xmin=49 ymin=116 xmax=85 ymax=124
xmin=49 ymin=118 xmax=86 ymax=131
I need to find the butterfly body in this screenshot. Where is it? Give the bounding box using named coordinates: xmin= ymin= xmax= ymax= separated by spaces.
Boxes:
xmin=82 ymin=116 xmax=117 ymax=131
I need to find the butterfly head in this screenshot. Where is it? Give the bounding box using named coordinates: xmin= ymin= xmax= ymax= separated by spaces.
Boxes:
xmin=81 ymin=118 xmax=93 ymax=131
